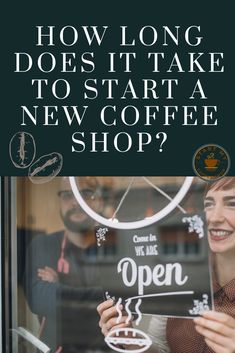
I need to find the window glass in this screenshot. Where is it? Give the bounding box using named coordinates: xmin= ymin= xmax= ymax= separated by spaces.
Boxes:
xmin=13 ymin=176 xmax=208 ymax=353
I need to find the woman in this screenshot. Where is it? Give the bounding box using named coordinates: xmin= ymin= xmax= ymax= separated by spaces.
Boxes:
xmin=97 ymin=177 xmax=235 ymax=353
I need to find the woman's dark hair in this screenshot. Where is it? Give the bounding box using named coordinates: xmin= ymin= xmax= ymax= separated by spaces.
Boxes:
xmin=205 ymin=177 xmax=235 ymax=195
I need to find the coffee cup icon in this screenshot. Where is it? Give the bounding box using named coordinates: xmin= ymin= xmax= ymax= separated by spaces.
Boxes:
xmin=204 ymin=153 xmax=220 ymax=169
xmin=205 ymin=159 xmax=219 ymax=167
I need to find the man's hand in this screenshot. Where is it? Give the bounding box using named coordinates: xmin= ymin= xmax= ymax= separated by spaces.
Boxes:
xmin=194 ymin=311 xmax=235 ymax=353
xmin=38 ymin=266 xmax=59 ymax=283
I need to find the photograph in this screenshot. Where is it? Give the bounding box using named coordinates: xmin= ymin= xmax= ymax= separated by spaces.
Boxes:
xmin=1 ymin=2 xmax=234 ymax=353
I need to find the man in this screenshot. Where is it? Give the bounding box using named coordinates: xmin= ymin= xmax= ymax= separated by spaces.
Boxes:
xmin=24 ymin=177 xmax=105 ymax=353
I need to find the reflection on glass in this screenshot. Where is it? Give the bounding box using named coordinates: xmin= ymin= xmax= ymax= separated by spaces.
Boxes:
xmin=14 ymin=176 xmax=207 ymax=353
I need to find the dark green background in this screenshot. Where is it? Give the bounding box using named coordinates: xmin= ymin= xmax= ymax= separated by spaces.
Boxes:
xmin=1 ymin=1 xmax=234 ymax=176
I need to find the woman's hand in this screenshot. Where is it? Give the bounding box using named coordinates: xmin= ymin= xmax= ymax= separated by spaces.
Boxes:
xmin=194 ymin=311 xmax=235 ymax=353
xmin=97 ymin=299 xmax=132 ymax=337
xmin=38 ymin=266 xmax=59 ymax=283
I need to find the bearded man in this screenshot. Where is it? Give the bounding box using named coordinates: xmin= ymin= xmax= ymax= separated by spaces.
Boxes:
xmin=24 ymin=177 xmax=105 ymax=353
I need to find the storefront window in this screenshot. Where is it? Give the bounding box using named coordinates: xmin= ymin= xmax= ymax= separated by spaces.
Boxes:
xmin=2 ymin=176 xmax=210 ymax=353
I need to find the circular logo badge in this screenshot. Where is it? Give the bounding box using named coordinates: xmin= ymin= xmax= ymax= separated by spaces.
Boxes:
xmin=193 ymin=144 xmax=230 ymax=181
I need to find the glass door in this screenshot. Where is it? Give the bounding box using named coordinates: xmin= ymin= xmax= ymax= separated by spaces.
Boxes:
xmin=1 ymin=176 xmax=210 ymax=353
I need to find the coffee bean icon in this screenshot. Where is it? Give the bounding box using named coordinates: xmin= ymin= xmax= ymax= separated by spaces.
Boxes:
xmin=9 ymin=132 xmax=36 ymax=168
xmin=28 ymin=152 xmax=63 ymax=184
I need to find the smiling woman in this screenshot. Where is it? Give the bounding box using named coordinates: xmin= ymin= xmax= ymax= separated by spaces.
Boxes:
xmin=97 ymin=177 xmax=235 ymax=353
xmin=165 ymin=177 xmax=235 ymax=353
xmin=204 ymin=177 xmax=235 ymax=277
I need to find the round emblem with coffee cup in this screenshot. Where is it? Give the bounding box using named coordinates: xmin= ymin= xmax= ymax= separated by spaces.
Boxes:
xmin=193 ymin=144 xmax=230 ymax=181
